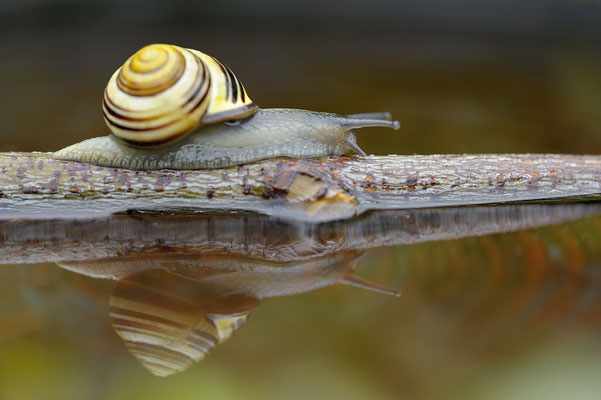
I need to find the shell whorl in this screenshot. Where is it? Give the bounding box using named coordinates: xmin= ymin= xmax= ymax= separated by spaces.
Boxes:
xmin=103 ymin=44 xmax=257 ymax=147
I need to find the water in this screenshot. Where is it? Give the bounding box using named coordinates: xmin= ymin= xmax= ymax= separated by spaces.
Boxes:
xmin=2 ymin=204 xmax=601 ymax=399
xmin=2 ymin=2 xmax=601 ymax=398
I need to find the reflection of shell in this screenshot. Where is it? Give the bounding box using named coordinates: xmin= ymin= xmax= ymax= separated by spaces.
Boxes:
xmin=109 ymin=270 xmax=254 ymax=377
xmin=69 ymin=251 xmax=398 ymax=376
xmin=103 ymin=44 xmax=257 ymax=147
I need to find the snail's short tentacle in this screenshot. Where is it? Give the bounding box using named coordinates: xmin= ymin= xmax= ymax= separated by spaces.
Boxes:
xmin=345 ymin=134 xmax=367 ymax=157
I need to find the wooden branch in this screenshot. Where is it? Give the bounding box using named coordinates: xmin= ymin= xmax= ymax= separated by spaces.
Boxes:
xmin=1 ymin=152 xmax=601 ymax=222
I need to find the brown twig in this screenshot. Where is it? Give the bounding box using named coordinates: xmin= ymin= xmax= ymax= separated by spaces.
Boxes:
xmin=1 ymin=152 xmax=601 ymax=221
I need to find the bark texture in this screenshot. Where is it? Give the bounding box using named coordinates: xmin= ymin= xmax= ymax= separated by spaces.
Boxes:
xmin=1 ymin=152 xmax=601 ymax=221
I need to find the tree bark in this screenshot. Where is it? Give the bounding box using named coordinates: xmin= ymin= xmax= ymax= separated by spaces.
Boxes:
xmin=1 ymin=152 xmax=601 ymax=221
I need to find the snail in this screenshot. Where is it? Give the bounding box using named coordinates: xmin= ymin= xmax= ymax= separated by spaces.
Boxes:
xmin=54 ymin=43 xmax=400 ymax=170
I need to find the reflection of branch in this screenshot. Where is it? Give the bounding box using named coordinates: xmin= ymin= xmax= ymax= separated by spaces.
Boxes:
xmin=2 ymin=153 xmax=601 ymax=221
xmin=2 ymin=204 xmax=601 ymax=265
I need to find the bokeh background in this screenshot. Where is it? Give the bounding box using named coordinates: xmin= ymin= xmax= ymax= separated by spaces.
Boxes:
xmin=2 ymin=1 xmax=601 ymax=399
xmin=1 ymin=0 xmax=600 ymax=154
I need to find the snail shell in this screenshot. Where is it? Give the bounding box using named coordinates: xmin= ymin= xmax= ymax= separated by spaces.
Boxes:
xmin=103 ymin=43 xmax=257 ymax=147
xmin=55 ymin=44 xmax=400 ymax=170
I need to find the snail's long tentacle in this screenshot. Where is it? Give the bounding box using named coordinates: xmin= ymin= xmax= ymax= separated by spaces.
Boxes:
xmin=342 ymin=274 xmax=402 ymax=297
xmin=339 ymin=117 xmax=400 ymax=130
xmin=345 ymin=112 xmax=392 ymax=120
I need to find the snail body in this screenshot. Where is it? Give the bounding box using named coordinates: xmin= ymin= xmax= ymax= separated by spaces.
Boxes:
xmin=54 ymin=44 xmax=399 ymax=170
xmin=56 ymin=108 xmax=397 ymax=170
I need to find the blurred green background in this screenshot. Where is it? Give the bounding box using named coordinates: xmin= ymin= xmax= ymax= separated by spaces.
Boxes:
xmin=2 ymin=1 xmax=601 ymax=399
xmin=1 ymin=0 xmax=600 ymax=154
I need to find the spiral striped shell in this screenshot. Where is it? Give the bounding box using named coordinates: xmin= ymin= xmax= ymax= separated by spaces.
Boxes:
xmin=102 ymin=44 xmax=258 ymax=147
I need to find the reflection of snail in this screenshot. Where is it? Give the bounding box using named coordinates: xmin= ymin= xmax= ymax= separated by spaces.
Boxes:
xmin=60 ymin=251 xmax=399 ymax=376
xmin=55 ymin=44 xmax=400 ymax=170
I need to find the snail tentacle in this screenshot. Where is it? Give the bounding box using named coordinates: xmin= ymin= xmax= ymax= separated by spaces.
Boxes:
xmin=342 ymin=274 xmax=402 ymax=297
xmin=339 ymin=117 xmax=401 ymax=130
xmin=345 ymin=134 xmax=367 ymax=157
xmin=345 ymin=112 xmax=393 ymax=120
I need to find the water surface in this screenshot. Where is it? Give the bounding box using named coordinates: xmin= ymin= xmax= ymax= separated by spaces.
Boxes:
xmin=2 ymin=204 xmax=601 ymax=399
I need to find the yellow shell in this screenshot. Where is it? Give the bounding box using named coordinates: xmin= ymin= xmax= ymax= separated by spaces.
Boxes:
xmin=102 ymin=44 xmax=258 ymax=147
